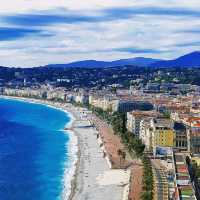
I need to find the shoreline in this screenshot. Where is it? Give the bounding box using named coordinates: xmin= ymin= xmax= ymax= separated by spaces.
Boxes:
xmin=0 ymin=95 xmax=131 ymax=200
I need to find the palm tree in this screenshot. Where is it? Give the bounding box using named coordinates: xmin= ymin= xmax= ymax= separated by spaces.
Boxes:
xmin=117 ymin=149 xmax=123 ymax=168
xmin=122 ymin=151 xmax=126 ymax=160
xmin=117 ymin=149 xmax=126 ymax=168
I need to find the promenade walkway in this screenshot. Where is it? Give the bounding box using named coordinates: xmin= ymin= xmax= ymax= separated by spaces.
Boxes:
xmin=89 ymin=113 xmax=144 ymax=200
xmin=128 ymin=160 xmax=143 ymax=200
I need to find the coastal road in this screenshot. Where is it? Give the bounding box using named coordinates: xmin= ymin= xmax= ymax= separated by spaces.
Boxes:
xmin=151 ymin=160 xmax=168 ymax=200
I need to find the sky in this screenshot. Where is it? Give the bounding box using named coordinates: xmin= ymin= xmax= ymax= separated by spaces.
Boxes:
xmin=1 ymin=0 xmax=200 ymax=67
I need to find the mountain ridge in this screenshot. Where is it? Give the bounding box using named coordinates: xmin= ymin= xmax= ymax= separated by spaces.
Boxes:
xmin=151 ymin=51 xmax=200 ymax=67
xmin=45 ymin=57 xmax=162 ymax=68
xmin=1 ymin=51 xmax=200 ymax=68
xmin=46 ymin=51 xmax=200 ymax=68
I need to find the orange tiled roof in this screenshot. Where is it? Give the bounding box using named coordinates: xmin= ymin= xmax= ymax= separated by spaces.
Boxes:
xmin=130 ymin=111 xmax=160 ymax=117
xmin=186 ymin=117 xmax=200 ymax=123
xmin=194 ymin=123 xmax=200 ymax=127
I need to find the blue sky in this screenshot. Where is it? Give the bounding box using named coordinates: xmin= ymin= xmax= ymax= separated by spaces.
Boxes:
xmin=0 ymin=0 xmax=200 ymax=67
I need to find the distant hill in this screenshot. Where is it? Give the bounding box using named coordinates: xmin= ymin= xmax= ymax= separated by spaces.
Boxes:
xmin=46 ymin=60 xmax=110 ymax=68
xmin=110 ymin=57 xmax=161 ymax=67
xmin=46 ymin=57 xmax=162 ymax=68
xmin=151 ymin=51 xmax=200 ymax=67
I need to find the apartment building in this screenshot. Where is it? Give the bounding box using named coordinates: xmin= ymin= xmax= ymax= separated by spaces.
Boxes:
xmin=89 ymin=94 xmax=118 ymax=111
xmin=151 ymin=118 xmax=175 ymax=151
xmin=173 ymin=122 xmax=187 ymax=151
xmin=139 ymin=118 xmax=153 ymax=151
xmin=3 ymin=88 xmax=47 ymax=99
xmin=126 ymin=110 xmax=159 ymax=137
xmin=74 ymin=92 xmax=89 ymax=105
xmin=182 ymin=117 xmax=200 ymax=153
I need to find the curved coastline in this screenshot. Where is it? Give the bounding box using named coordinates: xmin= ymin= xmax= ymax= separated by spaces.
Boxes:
xmin=0 ymin=95 xmax=131 ymax=200
xmin=0 ymin=95 xmax=79 ymax=200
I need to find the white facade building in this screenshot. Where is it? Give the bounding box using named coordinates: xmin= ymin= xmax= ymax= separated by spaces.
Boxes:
xmin=139 ymin=118 xmax=153 ymax=151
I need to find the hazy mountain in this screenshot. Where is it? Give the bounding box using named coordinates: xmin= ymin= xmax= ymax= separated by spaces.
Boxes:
xmin=151 ymin=51 xmax=200 ymax=67
xmin=46 ymin=60 xmax=110 ymax=68
xmin=46 ymin=57 xmax=162 ymax=68
xmin=110 ymin=57 xmax=161 ymax=67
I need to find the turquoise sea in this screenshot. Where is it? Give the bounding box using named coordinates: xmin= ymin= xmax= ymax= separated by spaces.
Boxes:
xmin=0 ymin=98 xmax=75 ymax=200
